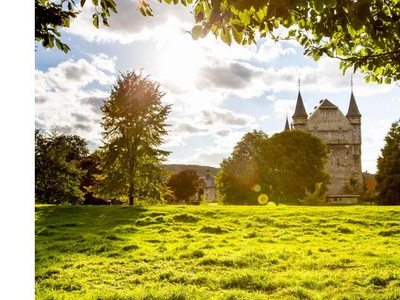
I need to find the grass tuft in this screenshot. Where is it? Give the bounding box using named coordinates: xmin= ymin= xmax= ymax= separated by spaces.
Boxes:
xmin=199 ymin=225 xmax=228 ymax=234
xmin=172 ymin=213 xmax=201 ymax=223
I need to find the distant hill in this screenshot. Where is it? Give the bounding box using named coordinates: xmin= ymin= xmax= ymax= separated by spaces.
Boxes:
xmin=162 ymin=164 xmax=220 ymax=176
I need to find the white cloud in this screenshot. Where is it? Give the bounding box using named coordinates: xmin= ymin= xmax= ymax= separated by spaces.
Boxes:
xmin=257 ymin=39 xmax=296 ymax=62
xmin=35 ymin=54 xmax=117 ymax=150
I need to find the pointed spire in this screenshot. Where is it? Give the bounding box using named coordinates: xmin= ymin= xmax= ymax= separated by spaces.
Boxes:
xmin=346 ymin=91 xmax=361 ymax=117
xmin=292 ymin=90 xmax=308 ymax=118
xmin=293 ymin=74 xmax=307 ymax=118
xmin=284 ymin=114 xmax=290 ymax=131
xmin=346 ymin=75 xmax=361 ymax=118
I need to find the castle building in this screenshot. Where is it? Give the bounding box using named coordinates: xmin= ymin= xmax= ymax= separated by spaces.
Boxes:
xmin=291 ymin=87 xmax=363 ymax=204
xmin=197 ymin=169 xmax=217 ymax=202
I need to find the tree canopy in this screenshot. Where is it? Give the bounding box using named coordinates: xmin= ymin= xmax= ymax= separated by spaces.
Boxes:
xmin=35 ymin=0 xmax=400 ymax=84
xmin=166 ymin=168 xmax=202 ymax=203
xmin=216 ymin=129 xmax=330 ymax=205
xmin=94 ymin=70 xmax=171 ymax=205
xmin=35 ymin=129 xmax=89 ymax=204
xmin=216 ymin=130 xmax=267 ymax=205
xmin=375 ymin=117 xmax=400 ymax=205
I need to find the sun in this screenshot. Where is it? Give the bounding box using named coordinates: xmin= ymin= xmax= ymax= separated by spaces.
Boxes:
xmin=156 ymin=31 xmax=205 ymax=91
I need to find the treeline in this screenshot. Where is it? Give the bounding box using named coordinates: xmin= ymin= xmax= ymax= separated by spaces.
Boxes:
xmin=35 ymin=129 xmax=215 ymax=205
xmin=35 ymin=68 xmax=400 ymax=206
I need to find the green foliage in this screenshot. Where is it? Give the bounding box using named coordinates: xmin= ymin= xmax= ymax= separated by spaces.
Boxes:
xmin=216 ymin=129 xmax=330 ymax=205
xmin=95 ymin=70 xmax=171 ymax=205
xmin=35 ymin=205 xmax=400 ymax=299
xmin=35 ymin=0 xmax=118 ymax=52
xmin=159 ymin=0 xmax=399 ymax=83
xmin=299 ymin=182 xmax=327 ymax=206
xmin=376 ymin=117 xmax=400 ymax=205
xmin=35 ymin=129 xmax=89 ymax=204
xmin=216 ymin=130 xmax=268 ymax=205
xmin=263 ymin=130 xmax=330 ymax=204
xmin=36 ymin=1 xmax=400 ymax=83
xmin=167 ymin=169 xmax=202 ymax=203
xmin=78 ymin=150 xmax=103 ymax=204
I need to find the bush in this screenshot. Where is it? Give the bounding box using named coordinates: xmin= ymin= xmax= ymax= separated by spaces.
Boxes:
xmin=299 ymin=182 xmax=327 ymax=206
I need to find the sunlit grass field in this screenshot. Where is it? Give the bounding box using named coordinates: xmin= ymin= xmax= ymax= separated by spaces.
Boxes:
xmin=35 ymin=204 xmax=400 ymax=299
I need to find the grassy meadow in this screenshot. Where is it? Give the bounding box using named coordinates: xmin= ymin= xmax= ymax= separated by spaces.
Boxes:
xmin=35 ymin=204 xmax=400 ymax=299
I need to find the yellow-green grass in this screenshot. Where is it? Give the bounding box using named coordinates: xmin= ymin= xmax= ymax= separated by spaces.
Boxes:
xmin=35 ymin=205 xmax=400 ymax=299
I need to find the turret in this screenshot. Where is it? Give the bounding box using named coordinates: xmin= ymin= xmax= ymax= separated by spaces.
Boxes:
xmin=346 ymin=91 xmax=362 ymax=125
xmin=284 ymin=115 xmax=290 ymax=131
xmin=292 ymin=91 xmax=308 ymax=129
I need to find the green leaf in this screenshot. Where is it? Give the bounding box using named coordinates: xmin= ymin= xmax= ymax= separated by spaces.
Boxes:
xmin=55 ymin=39 xmax=63 ymax=50
xmin=313 ymin=1 xmax=323 ymax=13
xmin=220 ymin=26 xmax=232 ymax=45
xmin=92 ymin=0 xmax=98 ymax=6
xmin=48 ymin=35 xmax=54 ymax=48
xmin=325 ymin=50 xmax=334 ymax=58
xmin=232 ymin=26 xmax=243 ymax=44
xmin=238 ymin=10 xmax=251 ymax=26
xmin=81 ymin=0 xmax=87 ymax=7
xmin=325 ymin=0 xmax=336 ymax=8
xmin=62 ymin=44 xmax=70 ymax=54
xmin=192 ymin=25 xmax=203 ymax=40
xmin=93 ymin=14 xmax=99 ymax=28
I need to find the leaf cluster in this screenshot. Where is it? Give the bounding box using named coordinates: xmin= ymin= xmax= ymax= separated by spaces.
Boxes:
xmin=35 ymin=0 xmax=118 ymax=53
xmin=36 ymin=0 xmax=400 ymax=83
xmin=158 ymin=0 xmax=400 ymax=83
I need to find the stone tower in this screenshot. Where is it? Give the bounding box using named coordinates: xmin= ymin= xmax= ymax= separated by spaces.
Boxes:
xmin=291 ymin=89 xmax=363 ymax=204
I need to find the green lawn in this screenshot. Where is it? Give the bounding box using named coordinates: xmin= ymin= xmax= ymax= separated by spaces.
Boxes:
xmin=35 ymin=204 xmax=400 ymax=299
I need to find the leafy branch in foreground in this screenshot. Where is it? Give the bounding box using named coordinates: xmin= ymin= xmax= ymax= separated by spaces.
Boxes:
xmin=157 ymin=0 xmax=400 ymax=84
xmin=35 ymin=0 xmax=400 ymax=84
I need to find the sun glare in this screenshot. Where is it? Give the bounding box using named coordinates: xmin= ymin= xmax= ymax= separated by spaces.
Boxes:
xmin=156 ymin=31 xmax=205 ymax=91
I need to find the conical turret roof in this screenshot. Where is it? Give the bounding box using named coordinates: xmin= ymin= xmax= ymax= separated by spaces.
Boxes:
xmin=346 ymin=92 xmax=361 ymax=117
xmin=284 ymin=115 xmax=290 ymax=131
xmin=292 ymin=91 xmax=307 ymax=118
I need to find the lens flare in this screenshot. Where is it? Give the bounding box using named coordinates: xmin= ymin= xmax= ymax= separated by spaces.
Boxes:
xmin=258 ymin=194 xmax=269 ymax=205
xmin=253 ymin=184 xmax=261 ymax=192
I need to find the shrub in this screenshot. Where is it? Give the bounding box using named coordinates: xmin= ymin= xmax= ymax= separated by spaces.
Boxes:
xmin=299 ymin=182 xmax=327 ymax=206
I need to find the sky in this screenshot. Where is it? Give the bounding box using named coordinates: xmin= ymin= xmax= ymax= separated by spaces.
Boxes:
xmin=34 ymin=0 xmax=400 ymax=175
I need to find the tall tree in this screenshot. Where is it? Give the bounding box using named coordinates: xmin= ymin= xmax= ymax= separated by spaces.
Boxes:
xmin=263 ymin=130 xmax=330 ymax=204
xmin=95 ymin=70 xmax=171 ymax=205
xmin=35 ymin=0 xmax=399 ymax=84
xmin=216 ymin=130 xmax=268 ymax=205
xmin=35 ymin=129 xmax=89 ymax=204
xmin=375 ymin=118 xmax=400 ymax=205
xmin=167 ymin=169 xmax=202 ymax=203
xmin=216 ymin=129 xmax=330 ymax=205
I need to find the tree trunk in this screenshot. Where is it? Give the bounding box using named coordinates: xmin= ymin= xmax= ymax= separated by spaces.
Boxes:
xmin=128 ymin=183 xmax=134 ymax=205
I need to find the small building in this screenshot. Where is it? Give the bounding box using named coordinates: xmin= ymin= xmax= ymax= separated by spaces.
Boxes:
xmin=196 ymin=169 xmax=217 ymax=202
xmin=291 ymin=86 xmax=363 ymax=204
